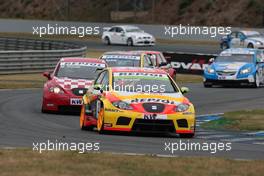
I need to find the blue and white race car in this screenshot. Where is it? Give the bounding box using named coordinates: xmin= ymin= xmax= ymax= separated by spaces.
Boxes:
xmin=220 ymin=30 xmax=264 ymax=49
xmin=204 ymin=48 xmax=264 ymax=88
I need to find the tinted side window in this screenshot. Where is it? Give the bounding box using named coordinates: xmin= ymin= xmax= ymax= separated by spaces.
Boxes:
xmin=238 ymin=32 xmax=245 ymax=39
xmin=143 ymin=55 xmax=153 ymax=67
xmin=147 ymin=54 xmax=157 ymax=66
xmin=101 ymin=71 xmax=109 ymax=90
xmin=116 ymin=27 xmax=124 ymax=33
xmin=94 ymin=71 xmax=106 ymax=85
xmin=230 ymin=32 xmax=237 ymax=38
xmin=109 ymin=27 xmax=116 ymax=32
xmin=256 ymin=51 xmax=264 ymax=63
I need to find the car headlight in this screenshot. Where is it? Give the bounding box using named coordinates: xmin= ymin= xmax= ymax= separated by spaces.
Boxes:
xmin=240 ymin=67 xmax=252 ymax=74
xmin=112 ymin=101 xmax=133 ymax=110
xmin=137 ymin=36 xmax=142 ymax=39
xmin=49 ymin=86 xmax=63 ymax=94
xmin=206 ymin=67 xmax=215 ymax=74
xmin=256 ymin=41 xmax=263 ymax=45
xmin=174 ymin=103 xmax=190 ymax=112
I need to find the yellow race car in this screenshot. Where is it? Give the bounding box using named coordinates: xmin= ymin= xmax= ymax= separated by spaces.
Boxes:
xmin=80 ymin=67 xmax=195 ymax=138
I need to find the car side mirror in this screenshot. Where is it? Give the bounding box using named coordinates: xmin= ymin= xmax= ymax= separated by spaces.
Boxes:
xmin=94 ymin=84 xmax=103 ymax=93
xmin=180 ymin=87 xmax=189 ymax=94
xmin=43 ymin=71 xmax=51 ymax=80
xmin=94 ymin=84 xmax=101 ymax=90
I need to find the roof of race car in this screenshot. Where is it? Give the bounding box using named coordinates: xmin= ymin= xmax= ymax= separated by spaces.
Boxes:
xmin=111 ymin=25 xmax=140 ymax=29
xmin=129 ymin=50 xmax=162 ymax=54
xmin=110 ymin=67 xmax=167 ymax=74
xmin=220 ymin=48 xmax=257 ymax=56
xmin=240 ymin=30 xmax=260 ymax=36
xmin=60 ymin=57 xmax=105 ymax=63
xmin=102 ymin=51 xmax=141 ymax=56
xmin=101 ymin=51 xmax=142 ymax=60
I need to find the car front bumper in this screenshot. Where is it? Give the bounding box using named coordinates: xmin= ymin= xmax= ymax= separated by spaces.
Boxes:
xmin=204 ymin=72 xmax=255 ymax=85
xmin=102 ymin=106 xmax=195 ymax=134
xmin=42 ymin=92 xmax=83 ymax=112
xmin=134 ymin=38 xmax=155 ymax=46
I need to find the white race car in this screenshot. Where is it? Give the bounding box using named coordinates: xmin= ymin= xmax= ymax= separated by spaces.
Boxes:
xmin=102 ymin=25 xmax=155 ymax=46
xmin=221 ymin=30 xmax=264 ymax=49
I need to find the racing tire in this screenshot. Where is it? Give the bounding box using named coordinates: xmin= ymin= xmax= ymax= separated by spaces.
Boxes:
xmin=253 ymin=73 xmax=260 ymax=88
xmin=127 ymin=38 xmax=133 ymax=46
xmin=104 ymin=36 xmax=111 ymax=45
xmin=247 ymin=43 xmax=254 ymax=48
xmin=80 ymin=105 xmax=93 ymax=131
xmin=203 ymin=81 xmax=212 ymax=88
xmin=41 ymin=101 xmax=49 ymax=113
xmin=179 ymin=133 xmax=195 ymax=138
xmin=97 ymin=107 xmax=105 ymax=134
xmin=41 ymin=107 xmax=48 ymax=113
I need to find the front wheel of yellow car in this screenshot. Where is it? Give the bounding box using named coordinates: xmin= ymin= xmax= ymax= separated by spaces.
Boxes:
xmin=80 ymin=105 xmax=92 ymax=131
xmin=97 ymin=108 xmax=105 ymax=134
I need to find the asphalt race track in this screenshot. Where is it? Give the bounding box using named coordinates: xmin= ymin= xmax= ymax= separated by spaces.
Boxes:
xmin=1 ymin=84 xmax=264 ymax=160
xmin=75 ymin=40 xmax=221 ymax=54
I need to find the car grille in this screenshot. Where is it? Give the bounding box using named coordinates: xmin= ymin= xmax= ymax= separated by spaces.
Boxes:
xmin=143 ymin=37 xmax=151 ymax=39
xmin=132 ymin=119 xmax=175 ymax=133
xmin=177 ymin=119 xmax=188 ymax=128
xmin=216 ymin=70 xmax=236 ymax=76
xmin=71 ymin=88 xmax=88 ymax=96
xmin=116 ymin=116 xmax=131 ymax=125
xmin=142 ymin=103 xmax=165 ymax=113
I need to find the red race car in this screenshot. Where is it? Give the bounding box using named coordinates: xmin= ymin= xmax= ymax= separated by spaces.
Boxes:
xmin=129 ymin=50 xmax=176 ymax=80
xmin=41 ymin=57 xmax=106 ymax=113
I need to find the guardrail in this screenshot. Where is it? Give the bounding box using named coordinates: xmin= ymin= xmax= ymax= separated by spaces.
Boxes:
xmin=0 ymin=37 xmax=87 ymax=74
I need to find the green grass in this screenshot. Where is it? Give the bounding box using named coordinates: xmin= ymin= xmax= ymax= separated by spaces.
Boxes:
xmin=0 ymin=149 xmax=264 ymax=176
xmin=201 ymin=109 xmax=264 ymax=131
xmin=0 ymin=73 xmax=46 ymax=89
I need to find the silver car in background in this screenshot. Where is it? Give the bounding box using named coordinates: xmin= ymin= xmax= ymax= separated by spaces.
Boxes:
xmin=221 ymin=30 xmax=264 ymax=49
xmin=102 ymin=25 xmax=155 ymax=46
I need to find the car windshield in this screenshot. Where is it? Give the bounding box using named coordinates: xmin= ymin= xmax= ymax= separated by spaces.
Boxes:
xmin=215 ymin=54 xmax=254 ymax=63
xmin=112 ymin=72 xmax=178 ymax=93
xmin=102 ymin=55 xmax=140 ymax=67
xmin=126 ymin=27 xmax=143 ymax=33
xmin=56 ymin=62 xmax=105 ymax=80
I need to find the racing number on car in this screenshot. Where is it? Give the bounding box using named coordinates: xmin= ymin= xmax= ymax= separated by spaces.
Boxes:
xmin=144 ymin=114 xmax=157 ymax=120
